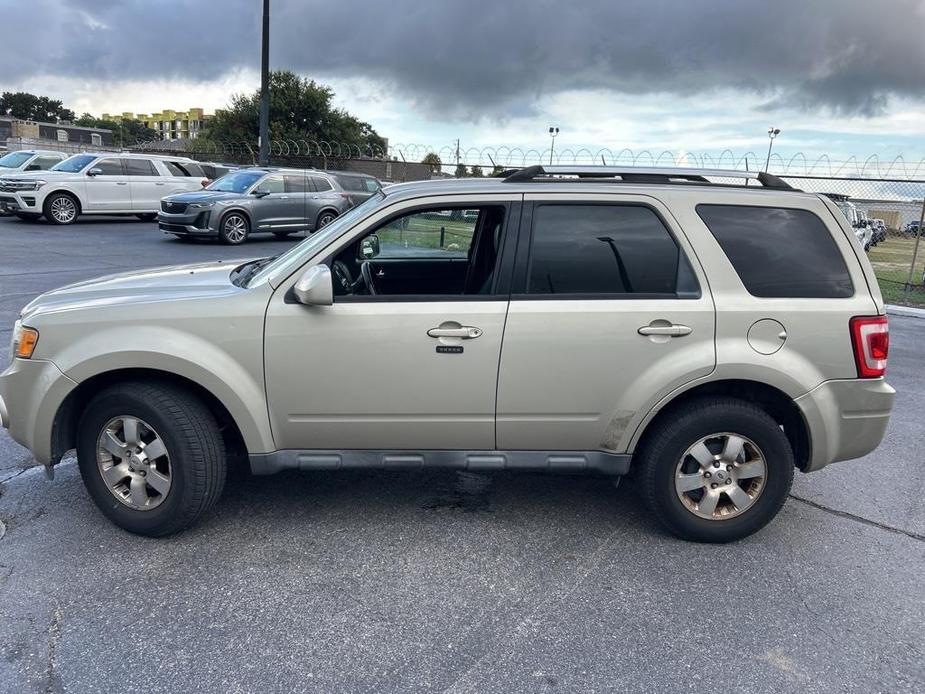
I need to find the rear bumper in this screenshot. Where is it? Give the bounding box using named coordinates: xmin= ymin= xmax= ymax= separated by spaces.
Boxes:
xmin=0 ymin=358 xmax=78 ymax=465
xmin=795 ymin=378 xmax=895 ymax=472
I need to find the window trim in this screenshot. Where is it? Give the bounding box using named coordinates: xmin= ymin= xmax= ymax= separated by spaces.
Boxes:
xmin=326 ymin=201 xmax=521 ymax=303
xmin=695 ymin=202 xmax=855 ymax=300
xmin=511 ymin=200 xmax=701 ymax=300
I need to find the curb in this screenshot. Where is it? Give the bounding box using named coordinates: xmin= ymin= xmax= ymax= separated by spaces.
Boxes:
xmin=886 ymin=304 xmax=925 ymax=319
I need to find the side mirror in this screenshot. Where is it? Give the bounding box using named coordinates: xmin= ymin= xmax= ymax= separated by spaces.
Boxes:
xmin=293 ymin=265 xmax=334 ymax=306
xmin=251 ymin=188 xmax=269 ymax=198
xmin=360 ymin=234 xmax=380 ymax=259
xmin=87 ymin=168 xmax=102 ymax=177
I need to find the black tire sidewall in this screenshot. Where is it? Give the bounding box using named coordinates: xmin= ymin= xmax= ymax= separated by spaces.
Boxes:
xmin=317 ymin=211 xmax=336 ymax=229
xmin=77 ymin=390 xmax=199 ymax=535
xmin=644 ymin=403 xmax=794 ymax=543
xmin=43 ymin=193 xmax=79 ymax=225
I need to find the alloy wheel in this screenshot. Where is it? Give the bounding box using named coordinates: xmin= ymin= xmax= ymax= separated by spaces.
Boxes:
xmin=318 ymin=213 xmax=336 ymax=228
xmin=223 ymin=215 xmax=248 ymax=243
xmin=674 ymin=432 xmax=767 ymax=520
xmin=96 ymin=416 xmax=172 ymax=511
xmin=50 ymin=196 xmax=77 ymax=224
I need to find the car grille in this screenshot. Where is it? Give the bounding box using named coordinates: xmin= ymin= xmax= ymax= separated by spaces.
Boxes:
xmin=0 ymin=179 xmax=30 ymax=193
xmin=161 ymin=201 xmax=188 ymax=214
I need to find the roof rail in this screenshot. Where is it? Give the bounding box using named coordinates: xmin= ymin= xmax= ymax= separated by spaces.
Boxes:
xmin=500 ymin=165 xmax=794 ymax=190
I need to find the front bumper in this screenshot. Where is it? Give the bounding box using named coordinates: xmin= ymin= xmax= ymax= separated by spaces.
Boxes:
xmin=0 ymin=192 xmax=39 ymax=213
xmin=158 ymin=209 xmax=215 ymax=236
xmin=0 ymin=357 xmax=78 ymax=465
xmin=795 ymin=378 xmax=895 ymax=472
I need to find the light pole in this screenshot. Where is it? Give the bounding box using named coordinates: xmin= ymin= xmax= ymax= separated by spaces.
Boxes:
xmin=764 ymin=127 xmax=780 ymax=172
xmin=548 ymin=126 xmax=559 ymax=165
xmin=258 ymin=0 xmax=271 ymax=166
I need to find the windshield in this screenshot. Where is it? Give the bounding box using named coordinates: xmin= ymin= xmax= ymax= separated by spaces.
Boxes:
xmin=207 ymin=171 xmax=264 ymax=193
xmin=0 ymin=152 xmax=33 ymax=169
xmin=249 ymin=191 xmax=386 ymax=287
xmin=51 ymin=154 xmax=97 ymax=173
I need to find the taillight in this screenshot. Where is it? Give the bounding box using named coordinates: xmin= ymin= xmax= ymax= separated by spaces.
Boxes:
xmin=850 ymin=316 xmax=889 ymax=378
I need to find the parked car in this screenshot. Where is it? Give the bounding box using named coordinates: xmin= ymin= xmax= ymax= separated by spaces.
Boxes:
xmin=869 ymin=218 xmax=887 ymax=245
xmin=198 ymin=162 xmax=238 ymax=185
xmin=0 ymin=150 xmax=67 ymax=215
xmin=0 ymin=166 xmax=893 ymax=542
xmin=903 ymin=221 xmax=923 ymax=237
xmin=0 ymin=153 xmax=207 ymax=225
xmin=158 ymin=167 xmax=380 ymax=244
xmin=328 ymin=171 xmax=382 ymax=206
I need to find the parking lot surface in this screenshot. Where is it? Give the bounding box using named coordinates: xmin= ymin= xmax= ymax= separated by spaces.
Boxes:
xmin=0 ymin=215 xmax=923 ymax=694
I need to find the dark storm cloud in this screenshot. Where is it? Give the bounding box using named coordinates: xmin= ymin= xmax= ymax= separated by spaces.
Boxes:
xmin=4 ymin=0 xmax=925 ymax=117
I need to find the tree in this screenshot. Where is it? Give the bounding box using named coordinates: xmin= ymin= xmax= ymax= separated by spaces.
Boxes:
xmin=202 ymin=71 xmax=386 ymax=154
xmin=469 ymin=165 xmax=484 ymax=177
xmin=454 ymin=163 xmax=468 ymax=178
xmin=0 ymin=92 xmax=74 ymax=122
xmin=74 ymin=114 xmax=159 ymax=147
xmin=421 ymin=152 xmax=442 ymax=171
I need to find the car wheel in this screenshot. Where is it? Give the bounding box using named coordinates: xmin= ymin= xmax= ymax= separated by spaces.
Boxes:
xmin=636 ymin=397 xmax=794 ymax=543
xmin=219 ymin=212 xmax=249 ymax=245
xmin=76 ymin=381 xmax=226 ymax=536
xmin=14 ymin=212 xmax=41 ymax=222
xmin=43 ymin=192 xmax=80 ymax=225
xmin=136 ymin=213 xmax=157 ymax=222
xmin=316 ymin=211 xmax=337 ymax=229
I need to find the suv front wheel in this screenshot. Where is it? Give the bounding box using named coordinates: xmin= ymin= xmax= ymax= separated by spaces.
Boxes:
xmin=219 ymin=212 xmax=250 ymax=245
xmin=76 ymin=382 xmax=226 ymax=536
xmin=44 ymin=192 xmax=80 ymax=225
xmin=637 ymin=397 xmax=794 ymax=543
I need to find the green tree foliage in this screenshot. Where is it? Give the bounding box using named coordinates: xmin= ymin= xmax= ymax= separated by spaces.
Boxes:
xmin=469 ymin=165 xmax=484 ymax=177
xmin=0 ymin=92 xmax=74 ymax=122
xmin=454 ymin=163 xmax=468 ymax=178
xmin=421 ymin=152 xmax=442 ymax=171
xmin=74 ymin=114 xmax=159 ymax=147
xmin=203 ymin=71 xmax=385 ymax=152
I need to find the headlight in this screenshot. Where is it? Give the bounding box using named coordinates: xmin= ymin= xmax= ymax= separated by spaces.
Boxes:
xmin=10 ymin=320 xmax=39 ymax=359
xmin=31 ymin=180 xmax=47 ymax=190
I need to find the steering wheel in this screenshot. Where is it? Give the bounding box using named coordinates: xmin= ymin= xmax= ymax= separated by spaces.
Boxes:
xmin=332 ymin=260 xmax=362 ymax=294
xmin=360 ymin=261 xmax=379 ymax=295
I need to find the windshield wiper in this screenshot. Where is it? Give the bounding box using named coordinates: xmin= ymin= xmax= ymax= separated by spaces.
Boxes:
xmin=233 ymin=256 xmax=277 ymax=286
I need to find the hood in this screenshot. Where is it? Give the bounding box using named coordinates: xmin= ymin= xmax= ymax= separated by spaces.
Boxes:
xmin=162 ymin=190 xmax=246 ymax=204
xmin=0 ymin=170 xmax=76 ymax=181
xmin=20 ymin=258 xmax=257 ymax=320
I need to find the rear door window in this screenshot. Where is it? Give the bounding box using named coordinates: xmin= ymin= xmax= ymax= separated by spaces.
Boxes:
xmin=124 ymin=159 xmax=157 ymax=176
xmin=696 ymin=204 xmax=854 ymax=298
xmin=310 ymin=175 xmax=333 ymax=192
xmin=284 ymin=174 xmax=308 ymax=193
xmin=525 ymin=204 xmax=697 ymax=296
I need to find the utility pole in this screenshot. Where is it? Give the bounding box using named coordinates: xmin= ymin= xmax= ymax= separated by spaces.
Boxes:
xmin=764 ymin=127 xmax=780 ymax=172
xmin=548 ymin=126 xmax=559 ymax=165
xmin=258 ymin=0 xmax=271 ymax=166
xmin=455 ymin=139 xmax=460 ymax=167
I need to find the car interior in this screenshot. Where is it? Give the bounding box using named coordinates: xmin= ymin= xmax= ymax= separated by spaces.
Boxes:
xmin=329 ymin=206 xmax=506 ymax=298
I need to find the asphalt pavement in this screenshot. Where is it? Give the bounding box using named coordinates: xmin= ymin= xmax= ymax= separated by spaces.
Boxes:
xmin=0 ymin=214 xmax=923 ymax=694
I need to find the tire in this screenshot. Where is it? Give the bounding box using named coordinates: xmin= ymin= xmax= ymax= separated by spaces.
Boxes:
xmin=76 ymin=381 xmax=226 ymax=536
xmin=43 ymin=192 xmax=80 ymax=225
xmin=316 ymin=210 xmax=337 ymax=230
xmin=636 ymin=397 xmax=794 ymax=543
xmin=136 ymin=213 xmax=157 ymax=222
xmin=218 ymin=211 xmax=249 ymax=245
xmin=14 ymin=212 xmax=41 ymax=222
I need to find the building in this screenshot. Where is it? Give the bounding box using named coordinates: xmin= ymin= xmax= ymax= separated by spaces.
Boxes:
xmin=0 ymin=117 xmax=114 ymax=148
xmin=103 ymin=108 xmax=214 ymax=141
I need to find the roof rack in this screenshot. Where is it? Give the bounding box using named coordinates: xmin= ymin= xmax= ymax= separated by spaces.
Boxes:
xmin=499 ymin=165 xmax=794 ymax=190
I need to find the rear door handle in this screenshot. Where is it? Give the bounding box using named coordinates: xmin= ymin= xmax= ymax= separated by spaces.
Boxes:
xmin=428 ymin=325 xmax=483 ymax=339
xmin=116 ymin=182 xmax=128 ymax=186
xmin=638 ymin=324 xmax=692 ymax=337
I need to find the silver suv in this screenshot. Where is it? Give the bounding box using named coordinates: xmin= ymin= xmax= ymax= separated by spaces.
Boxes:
xmin=158 ymin=167 xmax=381 ymax=244
xmin=0 ymin=166 xmax=894 ymax=542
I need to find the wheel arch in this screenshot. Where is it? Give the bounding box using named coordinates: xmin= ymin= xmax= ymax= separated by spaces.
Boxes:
xmin=217 ymin=206 xmax=252 ymax=229
xmin=315 ymin=207 xmax=340 ymax=227
xmin=630 ymin=379 xmax=811 ymax=470
xmin=51 ymin=368 xmax=251 ymax=468
xmin=43 ymin=189 xmax=83 ymax=214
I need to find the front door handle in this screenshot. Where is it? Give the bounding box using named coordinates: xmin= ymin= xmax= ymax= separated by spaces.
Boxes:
xmin=427 ymin=325 xmax=483 ymax=339
xmin=638 ymin=323 xmax=692 ymax=337
xmin=116 ymin=182 xmax=128 ymax=186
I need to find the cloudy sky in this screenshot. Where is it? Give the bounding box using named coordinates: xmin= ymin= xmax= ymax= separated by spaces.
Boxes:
xmin=4 ymin=0 xmax=925 ymax=169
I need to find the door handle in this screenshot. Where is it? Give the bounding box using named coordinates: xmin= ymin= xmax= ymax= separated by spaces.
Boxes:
xmin=638 ymin=323 xmax=692 ymax=337
xmin=427 ymin=325 xmax=483 ymax=339
xmin=116 ymin=182 xmax=128 ymax=186
xmin=155 ymin=182 xmax=165 ymax=186
xmin=278 ymin=196 xmax=289 ymax=200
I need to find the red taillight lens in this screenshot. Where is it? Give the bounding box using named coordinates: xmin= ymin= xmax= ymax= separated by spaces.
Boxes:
xmin=850 ymin=316 xmax=889 ymax=378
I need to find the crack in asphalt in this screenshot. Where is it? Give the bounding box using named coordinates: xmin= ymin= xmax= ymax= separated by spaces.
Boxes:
xmin=789 ymin=493 xmax=925 ymax=543
xmin=44 ymin=602 xmax=63 ymax=694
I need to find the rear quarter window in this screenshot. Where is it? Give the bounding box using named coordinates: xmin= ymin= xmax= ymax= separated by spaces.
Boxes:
xmin=696 ymin=204 xmax=854 ymax=299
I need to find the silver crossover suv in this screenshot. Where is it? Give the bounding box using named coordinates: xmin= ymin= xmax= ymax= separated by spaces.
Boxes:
xmin=0 ymin=166 xmax=894 ymax=542
xmin=158 ymin=167 xmax=381 ymax=244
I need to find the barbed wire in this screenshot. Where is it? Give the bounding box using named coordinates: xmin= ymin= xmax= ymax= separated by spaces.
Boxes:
xmin=126 ymin=138 xmax=925 ymax=180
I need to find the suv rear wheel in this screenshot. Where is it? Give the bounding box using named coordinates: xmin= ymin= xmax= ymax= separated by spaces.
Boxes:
xmin=316 ymin=210 xmax=337 ymax=229
xmin=219 ymin=212 xmax=249 ymax=245
xmin=76 ymin=382 xmax=226 ymax=536
xmin=44 ymin=192 xmax=80 ymax=225
xmin=637 ymin=397 xmax=794 ymax=543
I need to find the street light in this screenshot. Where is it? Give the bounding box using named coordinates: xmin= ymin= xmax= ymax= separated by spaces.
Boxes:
xmin=548 ymin=126 xmax=559 ymax=165
xmin=765 ymin=127 xmax=781 ymax=172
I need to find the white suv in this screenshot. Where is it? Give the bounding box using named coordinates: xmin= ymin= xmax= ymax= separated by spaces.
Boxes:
xmin=0 ymin=150 xmax=67 ymax=214
xmin=0 ymin=152 xmax=207 ymax=225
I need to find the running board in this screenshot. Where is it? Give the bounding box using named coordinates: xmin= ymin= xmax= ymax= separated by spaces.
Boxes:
xmin=249 ymin=450 xmax=631 ymax=476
